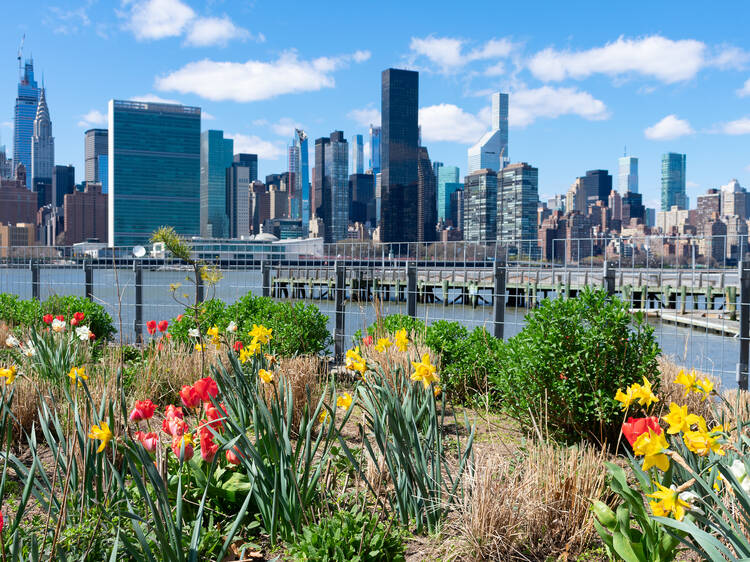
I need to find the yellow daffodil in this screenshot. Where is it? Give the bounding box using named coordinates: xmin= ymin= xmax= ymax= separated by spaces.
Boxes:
xmin=258 ymin=369 xmax=273 ymax=384
xmin=88 ymin=420 xmax=113 ymax=453
xmin=634 ymin=377 xmax=659 ymax=408
xmin=663 ymin=402 xmax=700 ymax=434
xmin=633 ymin=428 xmax=670 ymax=471
xmin=411 ymin=353 xmax=439 ymax=389
xmin=249 ymin=324 xmax=272 ymax=345
xmin=336 ymin=392 xmax=352 ymax=410
xmin=67 ymin=366 xmax=88 ymax=387
xmin=615 ymin=385 xmax=639 ymax=410
xmin=207 ymin=325 xmax=220 ymax=338
xmin=345 ymin=347 xmax=366 ymax=374
xmin=375 ymin=338 xmax=392 ymax=353
xmin=194 ymin=343 xmax=204 ymax=352
xmin=675 ymin=369 xmax=699 ymax=396
xmin=695 ymin=378 xmax=714 ymax=401
xmin=394 ymin=329 xmax=409 ymax=352
xmin=434 ymin=385 xmax=442 ymax=398
xmin=238 ymin=347 xmax=252 ymax=364
xmin=647 ymin=483 xmax=691 ymax=521
xmin=318 ymin=410 xmax=329 ymax=423
xmin=683 ymin=419 xmax=725 ymax=457
xmin=0 ymin=365 xmax=18 ymax=385
xmin=247 ymin=339 xmax=261 ymax=356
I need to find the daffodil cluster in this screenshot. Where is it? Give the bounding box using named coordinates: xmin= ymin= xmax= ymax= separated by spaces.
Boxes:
xmin=674 ymin=369 xmax=714 ymax=401
xmin=615 ymin=376 xmax=659 ymax=410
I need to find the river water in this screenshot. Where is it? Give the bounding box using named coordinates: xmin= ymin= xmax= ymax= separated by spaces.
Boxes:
xmin=0 ymin=266 xmax=739 ymax=388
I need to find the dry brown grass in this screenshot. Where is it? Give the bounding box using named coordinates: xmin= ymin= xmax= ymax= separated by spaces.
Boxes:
xmin=270 ymin=355 xmax=326 ymax=427
xmin=454 ymin=440 xmax=609 ymax=561
xmin=655 ymin=358 xmax=719 ymax=421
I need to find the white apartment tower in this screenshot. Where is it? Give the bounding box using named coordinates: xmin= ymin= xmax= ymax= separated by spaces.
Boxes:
xmin=467 ymin=92 xmax=508 ymax=174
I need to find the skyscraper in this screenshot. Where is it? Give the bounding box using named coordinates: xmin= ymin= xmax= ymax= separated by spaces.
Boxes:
xmin=85 ymin=129 xmax=108 ymax=183
xmin=226 ymin=154 xmax=254 ymax=238
xmin=467 ymin=92 xmax=509 ymax=174
xmin=52 ymin=164 xmax=75 ymax=208
xmin=433 ymin=161 xmax=443 ymax=180
xmin=200 ymin=130 xmax=234 ymax=238
xmin=354 ymin=134 xmax=364 ymax=174
xmin=349 ymin=173 xmax=374 ymax=224
xmin=437 ymin=165 xmax=460 ymax=222
xmin=369 ymin=125 xmax=381 ymax=174
xmin=417 ymin=146 xmax=437 ymax=242
xmin=580 ymin=169 xmax=612 ymax=205
xmin=288 ymin=129 xmax=310 ymax=229
xmin=14 ymin=57 xmax=40 ymax=188
xmin=498 ymin=163 xmax=539 ymax=246
xmin=661 ymin=153 xmax=687 ymax=211
xmin=313 ymin=136 xmax=329 ymax=220
xmin=463 ymin=169 xmax=497 ymax=242
xmin=0 ymin=145 xmax=12 ymax=179
xmin=323 ymin=131 xmax=349 ymax=243
xmin=31 ymin=88 xmax=54 ymax=202
xmin=381 ymin=68 xmax=419 ymax=242
xmin=618 ymin=156 xmax=638 ymax=194
xmin=108 ymin=99 xmax=201 ymax=246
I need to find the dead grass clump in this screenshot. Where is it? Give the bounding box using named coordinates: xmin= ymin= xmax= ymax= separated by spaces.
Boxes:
xmin=456 ymin=440 xmax=609 ymax=561
xmin=656 ymin=358 xmax=718 ymax=421
xmin=272 ymin=355 xmax=326 ymax=426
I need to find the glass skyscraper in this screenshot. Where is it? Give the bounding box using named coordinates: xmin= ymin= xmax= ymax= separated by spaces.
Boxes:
xmin=661 ymin=152 xmax=687 ymax=211
xmin=369 ymin=125 xmax=381 ymax=174
xmin=98 ymin=155 xmax=109 ymax=193
xmin=498 ymin=163 xmax=539 ymax=246
xmin=85 ymin=129 xmax=108 ymax=183
xmin=289 ymin=129 xmax=310 ymax=230
xmin=108 ymin=99 xmax=201 ymax=247
xmin=437 ymin=165 xmax=460 ymax=222
xmin=324 ymin=131 xmax=348 ymax=243
xmin=381 ymin=68 xmax=419 ymax=242
xmin=618 ymin=156 xmax=638 ymax=194
xmin=200 ymin=130 xmax=234 ymax=238
xmin=464 ymin=169 xmax=497 ymax=242
xmin=354 ymin=134 xmax=364 ymax=174
xmin=467 ymin=92 xmax=508 ymax=174
xmin=226 ymin=154 xmax=253 ymax=238
xmin=14 ymin=58 xmax=40 ymax=188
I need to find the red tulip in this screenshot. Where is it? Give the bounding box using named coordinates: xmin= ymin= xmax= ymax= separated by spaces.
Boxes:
xmin=205 ymin=403 xmax=227 ymax=431
xmin=42 ymin=314 xmax=53 ymax=324
xmin=55 ymin=315 xmax=64 ymax=322
xmin=233 ymin=341 xmax=243 ymax=352
xmin=362 ymin=335 xmax=373 ymax=346
xmin=135 ymin=431 xmax=159 ymax=453
xmin=165 ymin=404 xmax=183 ymax=419
xmin=199 ymin=430 xmax=219 ymax=462
xmin=193 ymin=377 xmax=218 ymax=402
xmin=180 ymin=385 xmax=201 ymax=409
xmin=622 ymin=416 xmax=662 ymax=447
xmin=158 ymin=320 xmax=168 ymax=332
xmin=71 ymin=312 xmax=85 ymax=326
xmin=162 ymin=416 xmax=188 ymax=437
xmin=146 ymin=320 xmax=157 ymax=335
xmin=129 ymin=399 xmax=156 ymax=422
xmin=226 ymin=448 xmax=241 ymax=465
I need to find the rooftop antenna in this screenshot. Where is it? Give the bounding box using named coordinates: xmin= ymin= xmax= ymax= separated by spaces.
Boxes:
xmin=623 ymin=145 xmax=627 ymax=157
xmin=17 ymin=34 xmax=25 ymax=81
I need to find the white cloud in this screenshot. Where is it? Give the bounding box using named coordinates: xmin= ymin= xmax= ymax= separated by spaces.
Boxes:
xmin=185 ymin=16 xmax=251 ymax=47
xmin=719 ymin=117 xmax=750 ymax=135
xmin=347 ymin=106 xmax=381 ymax=127
xmin=737 ymin=78 xmax=750 ymax=97
xmin=45 ymin=5 xmax=92 ymax=35
xmin=409 ymin=36 xmax=515 ymax=73
xmin=202 ymin=111 xmax=215 ymax=120
xmin=77 ymin=109 xmax=108 ymax=128
xmin=130 ymin=93 xmax=182 ymax=104
xmin=226 ymin=133 xmax=285 ymax=160
xmin=529 ymin=35 xmax=709 ymax=83
xmin=418 ymin=104 xmax=488 ymax=143
xmin=644 ymin=114 xmax=694 ymax=140
xmin=712 ymin=45 xmax=750 ymax=70
xmin=156 ymin=50 xmax=369 ymax=102
xmin=266 ymin=117 xmax=304 ymax=137
xmin=123 ymin=0 xmax=195 ymax=40
xmin=510 ymin=86 xmax=609 ymax=127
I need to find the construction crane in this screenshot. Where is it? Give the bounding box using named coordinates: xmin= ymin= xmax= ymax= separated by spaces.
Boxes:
xmin=17 ymin=34 xmax=25 ymax=81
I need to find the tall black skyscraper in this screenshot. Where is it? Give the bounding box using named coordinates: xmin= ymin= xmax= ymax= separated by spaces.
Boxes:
xmin=417 ymin=146 xmax=437 ymax=242
xmin=581 ymin=169 xmax=612 ymax=205
xmin=313 ymin=136 xmax=330 ymax=219
xmin=52 ymin=165 xmax=75 ymax=208
xmin=381 ymin=68 xmax=419 ymax=242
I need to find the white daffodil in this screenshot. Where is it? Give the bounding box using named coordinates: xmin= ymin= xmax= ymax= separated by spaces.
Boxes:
xmin=188 ymin=328 xmax=200 ymax=338
xmin=730 ymin=459 xmax=750 ymax=494
xmin=226 ymin=321 xmax=237 ymax=333
xmin=21 ymin=341 xmax=35 ymax=357
xmin=51 ymin=318 xmax=66 ymax=333
xmin=678 ymin=490 xmax=704 ymax=514
xmin=75 ymin=326 xmax=92 ymax=341
xmin=5 ymin=334 xmax=19 ymax=348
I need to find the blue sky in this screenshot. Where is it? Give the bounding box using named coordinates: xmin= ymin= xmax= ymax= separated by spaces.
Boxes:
xmin=1 ymin=0 xmax=750 ymax=210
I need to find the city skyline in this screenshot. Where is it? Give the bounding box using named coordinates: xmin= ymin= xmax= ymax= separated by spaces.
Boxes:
xmin=1 ymin=1 xmax=750 ymax=213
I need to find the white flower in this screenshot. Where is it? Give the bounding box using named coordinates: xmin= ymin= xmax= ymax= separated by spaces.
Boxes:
xmin=730 ymin=459 xmax=747 ymax=481
xmin=188 ymin=328 xmax=200 ymax=338
xmin=678 ymin=490 xmax=704 ymax=514
xmin=226 ymin=321 xmax=237 ymax=333
xmin=5 ymin=334 xmax=19 ymax=348
xmin=21 ymin=341 xmax=35 ymax=357
xmin=75 ymin=326 xmax=92 ymax=341
xmin=51 ymin=318 xmax=66 ymax=333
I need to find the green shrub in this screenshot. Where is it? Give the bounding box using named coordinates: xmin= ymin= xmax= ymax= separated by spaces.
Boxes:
xmin=168 ymin=292 xmax=332 ymax=357
xmin=287 ymin=508 xmax=406 ymax=562
xmin=490 ymin=288 xmax=661 ymax=444
xmin=0 ymin=293 xmax=115 ymax=341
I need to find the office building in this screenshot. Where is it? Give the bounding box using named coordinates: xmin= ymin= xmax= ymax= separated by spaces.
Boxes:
xmin=467 ymin=92 xmax=509 ymax=173
xmin=14 ymin=57 xmax=40 ymax=188
xmin=622 ymin=191 xmax=645 ymax=224
xmin=437 ymin=165 xmax=460 ymax=222
xmin=52 ymin=165 xmax=75 ymax=208
xmin=581 ymin=169 xmax=612 ymax=205
xmin=108 ymin=99 xmax=201 ymax=246
xmin=661 ymin=153 xmax=687 ymax=211
xmin=200 ymin=130 xmax=233 ymax=238
xmin=369 ymin=125 xmax=381 ymax=174
xmin=417 ymin=146 xmax=437 ymax=242
xmin=288 ymin=130 xmax=309 ymax=228
xmin=98 ymin=154 xmax=109 ymax=193
xmin=433 ymin=161 xmax=443 ymax=181
xmin=721 ymin=179 xmax=748 ymax=219
xmin=313 ymin=137 xmax=329 ymax=220
xmin=353 ymin=134 xmax=364 ymax=174
xmin=349 ymin=173 xmax=375 ymax=225
xmin=85 ymin=129 xmax=108 ymax=183
xmin=608 ymin=190 xmax=622 ymax=221
xmin=226 ymin=154 xmax=253 ymax=238
xmin=450 ymin=188 xmax=464 ymax=231
xmin=618 ymin=156 xmax=638 ymax=194
xmin=322 ymin=131 xmax=348 ymax=243
xmin=250 ymin=181 xmax=270 ymax=234
xmin=263 ymin=217 xmax=303 ymax=239
xmin=498 ymin=162 xmax=539 ymax=245
xmin=0 ymin=145 xmax=12 ymax=179
xmin=0 ymin=164 xmax=36 ymax=225
xmin=0 ymin=223 xmax=36 ymax=258
xmin=31 ymin=88 xmax=54 ymax=207
xmin=64 ymin=182 xmax=107 ymax=244
xmin=463 ymin=169 xmax=497 ymax=242
xmin=381 ymin=68 xmax=419 ymax=242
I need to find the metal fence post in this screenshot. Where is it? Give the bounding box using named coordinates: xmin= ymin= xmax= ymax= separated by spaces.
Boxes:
xmin=334 ymin=261 xmax=345 ymax=361
xmin=603 ymin=260 xmax=615 ymax=296
xmin=261 ymin=261 xmax=270 ymax=298
xmin=196 ymin=269 xmax=204 ymax=303
xmin=738 ymin=260 xmax=750 ymax=390
xmin=30 ymin=259 xmax=40 ymax=300
xmin=493 ymin=260 xmax=506 ymax=340
xmin=407 ymin=262 xmax=416 ymax=318
xmin=83 ymin=260 xmax=93 ymax=301
xmin=133 ymin=261 xmax=143 ymax=342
